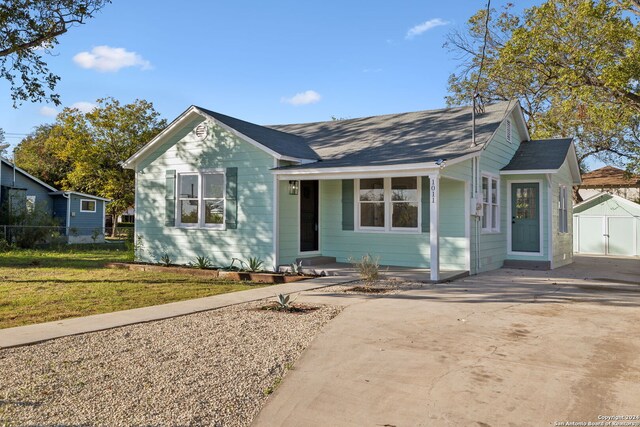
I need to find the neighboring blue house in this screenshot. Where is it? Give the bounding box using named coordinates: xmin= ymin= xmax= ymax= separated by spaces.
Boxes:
xmin=123 ymin=101 xmax=581 ymax=281
xmin=0 ymin=159 xmax=109 ymax=243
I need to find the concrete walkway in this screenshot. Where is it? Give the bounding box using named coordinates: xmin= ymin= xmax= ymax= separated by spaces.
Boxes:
xmin=0 ymin=275 xmax=354 ymax=349
xmin=254 ymin=256 xmax=640 ymax=426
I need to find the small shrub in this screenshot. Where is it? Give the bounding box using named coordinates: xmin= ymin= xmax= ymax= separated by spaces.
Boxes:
xmin=91 ymin=228 xmax=102 ymax=243
xmin=274 ymin=293 xmax=296 ymax=310
xmin=159 ymin=253 xmax=172 ymax=266
xmin=226 ymin=257 xmax=244 ymax=271
xmin=349 ymin=253 xmax=380 ymax=284
xmin=192 ymin=255 xmax=213 ymax=269
xmin=288 ymin=260 xmax=303 ymax=275
xmin=0 ymin=238 xmax=11 ymax=252
xmin=246 ymin=256 xmax=264 ymax=272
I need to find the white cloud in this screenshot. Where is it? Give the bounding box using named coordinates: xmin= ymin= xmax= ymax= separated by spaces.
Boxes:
xmin=405 ymin=18 xmax=450 ymax=39
xmin=39 ymin=106 xmax=58 ymax=117
xmin=70 ymin=101 xmax=97 ymax=113
xmin=281 ymin=90 xmax=322 ymax=106
xmin=73 ymin=45 xmax=152 ymax=72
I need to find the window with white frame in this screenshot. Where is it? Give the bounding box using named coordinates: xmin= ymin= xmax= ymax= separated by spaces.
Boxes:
xmin=178 ymin=171 xmax=225 ymax=228
xmin=357 ymin=177 xmax=419 ymax=231
xmin=505 ymin=118 xmax=512 ymax=143
xmin=558 ymin=185 xmax=568 ymax=233
xmin=80 ymin=199 xmax=96 ymax=213
xmin=481 ymin=175 xmax=499 ymax=232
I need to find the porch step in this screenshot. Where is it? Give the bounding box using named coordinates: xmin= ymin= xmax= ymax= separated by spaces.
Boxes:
xmin=295 ymin=256 xmax=337 ymax=266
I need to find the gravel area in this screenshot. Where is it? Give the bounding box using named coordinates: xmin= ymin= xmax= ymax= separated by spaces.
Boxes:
xmin=0 ymin=300 xmax=342 ymax=426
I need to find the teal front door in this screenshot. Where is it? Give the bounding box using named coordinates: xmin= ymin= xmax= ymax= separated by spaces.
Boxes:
xmin=511 ymin=183 xmax=540 ymax=252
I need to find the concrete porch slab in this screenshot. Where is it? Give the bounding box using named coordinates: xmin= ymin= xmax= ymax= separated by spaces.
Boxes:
xmin=294 ymin=262 xmax=468 ymax=283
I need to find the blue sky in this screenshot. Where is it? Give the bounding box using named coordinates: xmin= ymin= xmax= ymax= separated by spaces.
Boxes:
xmin=2 ymin=0 xmax=558 ymax=153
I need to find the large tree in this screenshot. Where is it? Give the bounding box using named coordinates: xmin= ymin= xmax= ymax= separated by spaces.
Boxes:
xmin=446 ymin=0 xmax=640 ymax=176
xmin=14 ymin=123 xmax=72 ymax=187
xmin=15 ymin=98 xmax=167 ymax=232
xmin=0 ymin=0 xmax=111 ymax=106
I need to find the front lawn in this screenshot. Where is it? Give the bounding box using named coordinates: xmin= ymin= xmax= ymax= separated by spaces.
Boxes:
xmin=0 ymin=246 xmax=266 ymax=329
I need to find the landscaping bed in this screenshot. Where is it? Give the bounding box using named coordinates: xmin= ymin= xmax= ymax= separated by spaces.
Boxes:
xmin=0 ymin=299 xmax=342 ymax=426
xmin=106 ymin=262 xmax=314 ymax=283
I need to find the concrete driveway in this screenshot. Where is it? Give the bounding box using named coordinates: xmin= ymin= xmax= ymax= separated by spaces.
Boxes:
xmin=253 ymin=256 xmax=640 ymax=427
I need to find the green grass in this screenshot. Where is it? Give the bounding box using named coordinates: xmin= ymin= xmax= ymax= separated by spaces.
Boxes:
xmin=0 ymin=246 xmax=266 ymax=329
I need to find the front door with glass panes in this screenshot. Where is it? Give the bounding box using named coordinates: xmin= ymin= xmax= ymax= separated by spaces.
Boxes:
xmin=511 ymin=182 xmax=540 ymax=252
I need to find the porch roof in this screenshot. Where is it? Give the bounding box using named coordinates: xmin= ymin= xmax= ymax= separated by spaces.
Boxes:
xmin=270 ymin=100 xmax=518 ymax=170
xmin=501 ymin=138 xmax=572 ymax=172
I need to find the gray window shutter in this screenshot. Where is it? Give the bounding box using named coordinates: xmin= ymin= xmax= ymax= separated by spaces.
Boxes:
xmin=225 ymin=167 xmax=238 ymax=229
xmin=342 ymin=179 xmax=354 ymax=230
xmin=165 ymin=170 xmax=176 ymax=227
xmin=421 ymin=176 xmax=430 ymax=232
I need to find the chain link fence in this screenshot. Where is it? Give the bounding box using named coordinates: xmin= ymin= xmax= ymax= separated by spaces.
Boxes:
xmin=0 ymin=225 xmax=134 ymax=247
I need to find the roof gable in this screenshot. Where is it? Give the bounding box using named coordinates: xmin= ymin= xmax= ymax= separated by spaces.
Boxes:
xmin=1 ymin=158 xmax=57 ymax=192
xmin=123 ymin=106 xmax=320 ymax=169
xmin=196 ymin=107 xmax=320 ymax=161
xmin=574 ymin=192 xmax=640 ymax=214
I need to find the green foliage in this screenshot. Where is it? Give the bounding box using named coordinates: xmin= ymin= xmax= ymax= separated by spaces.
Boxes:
xmin=288 ymin=260 xmax=303 ymax=275
xmin=90 ymin=228 xmax=102 ymax=243
xmin=226 ymin=257 xmax=244 ymax=271
xmin=0 ymin=0 xmax=111 ymax=106
xmin=446 ymin=0 xmax=640 ymax=174
xmin=349 ymin=253 xmax=380 ymax=284
xmin=14 ymin=97 xmax=167 ymax=235
xmin=13 ymin=124 xmax=72 ymax=189
xmin=246 ymin=256 xmax=264 ymax=272
xmin=159 ymin=253 xmax=172 ymax=266
xmin=192 ymin=255 xmax=213 ymax=269
xmin=0 ymin=238 xmax=11 ymax=252
xmin=0 ymin=197 xmax=61 ymax=249
xmin=273 ymin=293 xmax=297 ymax=310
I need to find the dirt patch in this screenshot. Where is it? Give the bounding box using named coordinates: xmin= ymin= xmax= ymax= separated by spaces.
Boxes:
xmin=258 ymin=303 xmax=321 ymax=314
xmin=346 ymin=286 xmax=391 ymax=294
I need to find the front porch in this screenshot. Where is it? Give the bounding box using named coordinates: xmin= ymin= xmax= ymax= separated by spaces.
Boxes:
xmin=276 ymin=174 xmax=469 ymax=282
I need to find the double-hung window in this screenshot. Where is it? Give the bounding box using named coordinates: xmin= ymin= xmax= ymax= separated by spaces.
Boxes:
xmin=481 ymin=175 xmax=499 ymax=232
xmin=178 ymin=171 xmax=225 ymax=228
xmin=558 ymin=185 xmax=568 ymax=233
xmin=357 ymin=177 xmax=420 ymax=232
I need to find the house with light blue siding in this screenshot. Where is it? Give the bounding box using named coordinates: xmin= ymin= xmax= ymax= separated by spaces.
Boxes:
xmin=123 ymin=101 xmax=581 ymax=281
xmin=0 ymin=159 xmax=109 ymax=243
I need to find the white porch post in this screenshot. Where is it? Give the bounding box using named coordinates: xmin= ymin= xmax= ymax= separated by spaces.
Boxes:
xmin=429 ymin=174 xmax=440 ymax=282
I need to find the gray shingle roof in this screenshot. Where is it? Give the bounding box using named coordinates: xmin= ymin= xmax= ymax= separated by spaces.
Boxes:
xmin=501 ymin=138 xmax=573 ymax=171
xmin=269 ymin=100 xmax=517 ymax=170
xmin=196 ymin=107 xmax=321 ymax=161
